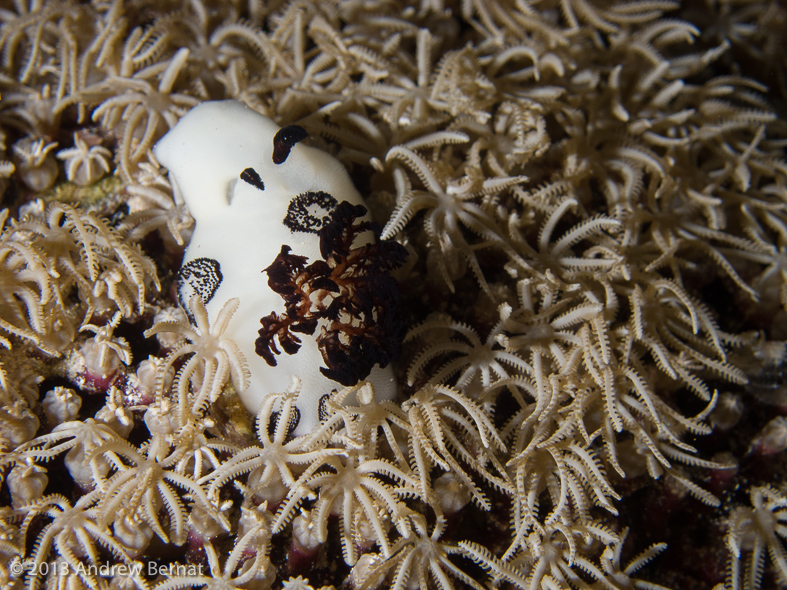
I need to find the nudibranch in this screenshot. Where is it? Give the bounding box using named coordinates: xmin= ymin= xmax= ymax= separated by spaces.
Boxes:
xmin=153 ymin=100 xmax=404 ymax=435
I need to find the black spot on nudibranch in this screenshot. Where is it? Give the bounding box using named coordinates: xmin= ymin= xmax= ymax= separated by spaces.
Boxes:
xmin=177 ymin=258 xmax=223 ymax=321
xmin=318 ymin=393 xmax=332 ymax=422
xmin=267 ymin=408 xmax=301 ymax=439
xmin=283 ymin=191 xmax=338 ymax=234
xmin=272 ymin=125 xmax=308 ymax=164
xmin=240 ymin=167 xmax=265 ymax=191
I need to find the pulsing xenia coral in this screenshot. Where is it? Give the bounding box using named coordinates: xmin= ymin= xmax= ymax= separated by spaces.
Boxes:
xmin=0 ymin=204 xmax=157 ymax=337
xmin=719 ymin=484 xmax=787 ymax=590
xmin=1 ymin=0 xmax=787 ymax=589
xmin=258 ymin=200 xmax=408 ymax=387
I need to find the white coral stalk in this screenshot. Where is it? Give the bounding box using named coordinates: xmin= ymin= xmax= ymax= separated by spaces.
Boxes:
xmin=42 ymin=387 xmax=81 ymax=425
xmin=144 ymin=296 xmax=250 ymax=423
xmin=11 ymin=137 xmax=58 ymax=192
xmin=56 ymin=133 xmax=112 ymax=186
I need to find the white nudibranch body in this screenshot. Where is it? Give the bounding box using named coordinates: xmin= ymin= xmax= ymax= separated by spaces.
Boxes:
xmin=154 ymin=100 xmax=398 ymax=435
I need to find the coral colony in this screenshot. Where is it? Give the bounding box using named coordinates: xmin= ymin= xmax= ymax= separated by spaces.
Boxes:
xmin=1 ymin=1 xmax=787 ymax=590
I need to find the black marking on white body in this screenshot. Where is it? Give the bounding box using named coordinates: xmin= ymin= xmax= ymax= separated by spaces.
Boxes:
xmin=240 ymin=167 xmax=265 ymax=191
xmin=272 ymin=125 xmax=308 ymax=164
xmin=283 ymin=191 xmax=338 ymax=234
xmin=177 ymin=257 xmax=223 ymax=321
xmin=268 ymin=407 xmax=301 ymax=438
xmin=318 ymin=393 xmax=332 ymax=422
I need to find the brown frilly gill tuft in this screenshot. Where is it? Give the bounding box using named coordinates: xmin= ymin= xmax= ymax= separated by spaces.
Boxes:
xmin=256 ymin=201 xmax=407 ymax=386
